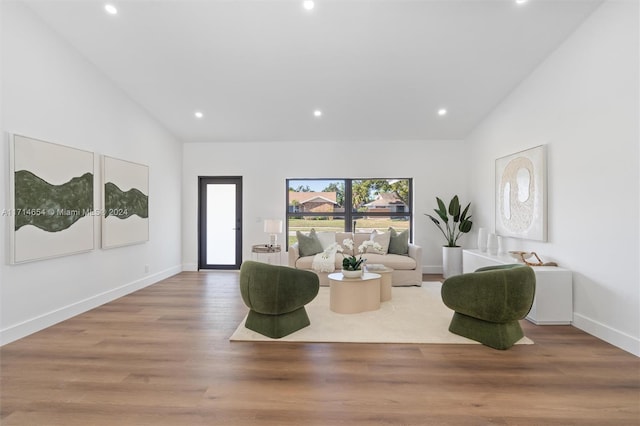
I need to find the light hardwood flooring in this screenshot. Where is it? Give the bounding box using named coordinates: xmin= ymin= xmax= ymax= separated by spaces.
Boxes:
xmin=1 ymin=271 xmax=639 ymax=425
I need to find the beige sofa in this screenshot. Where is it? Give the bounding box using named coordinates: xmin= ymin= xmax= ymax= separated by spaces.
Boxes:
xmin=288 ymin=231 xmax=423 ymax=286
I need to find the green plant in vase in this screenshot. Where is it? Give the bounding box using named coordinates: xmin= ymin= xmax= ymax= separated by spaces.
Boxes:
xmin=425 ymin=195 xmax=473 ymax=247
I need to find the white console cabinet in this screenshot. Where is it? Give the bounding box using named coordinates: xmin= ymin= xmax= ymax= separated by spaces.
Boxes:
xmin=462 ymin=249 xmax=573 ymax=325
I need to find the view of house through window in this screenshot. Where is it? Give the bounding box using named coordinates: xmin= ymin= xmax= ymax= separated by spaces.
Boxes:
xmin=286 ymin=178 xmax=412 ymax=248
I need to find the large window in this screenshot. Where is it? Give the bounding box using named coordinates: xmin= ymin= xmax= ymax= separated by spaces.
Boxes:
xmin=286 ymin=178 xmax=412 ymax=248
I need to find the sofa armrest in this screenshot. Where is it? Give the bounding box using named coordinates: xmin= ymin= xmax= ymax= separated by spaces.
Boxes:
xmin=288 ymin=243 xmax=300 ymax=267
xmin=408 ymin=243 xmax=423 ymax=271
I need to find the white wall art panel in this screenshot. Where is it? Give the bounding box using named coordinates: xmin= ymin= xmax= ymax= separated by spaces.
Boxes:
xmin=101 ymin=156 xmax=149 ymax=248
xmin=495 ymin=145 xmax=547 ymax=241
xmin=9 ymin=134 xmax=94 ymax=263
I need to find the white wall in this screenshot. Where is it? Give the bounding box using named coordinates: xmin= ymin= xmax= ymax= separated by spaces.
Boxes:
xmin=0 ymin=3 xmax=183 ymax=344
xmin=467 ymin=0 xmax=639 ymax=355
xmin=182 ymin=140 xmax=468 ymax=272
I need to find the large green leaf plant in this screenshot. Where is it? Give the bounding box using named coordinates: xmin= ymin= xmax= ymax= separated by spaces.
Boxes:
xmin=425 ymin=195 xmax=473 ymax=247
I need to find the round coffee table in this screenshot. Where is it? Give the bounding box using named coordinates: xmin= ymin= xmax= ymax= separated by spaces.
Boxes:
xmin=328 ymin=272 xmax=381 ymax=314
xmin=368 ymin=266 xmax=393 ymax=301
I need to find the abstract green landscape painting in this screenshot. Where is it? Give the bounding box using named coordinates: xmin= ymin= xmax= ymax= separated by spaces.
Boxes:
xmin=102 ymin=156 xmax=149 ymax=248
xmin=10 ymin=134 xmax=95 ymax=263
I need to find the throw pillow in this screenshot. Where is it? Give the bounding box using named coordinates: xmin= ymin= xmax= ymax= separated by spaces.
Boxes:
xmin=367 ymin=229 xmax=390 ymax=254
xmin=388 ymin=227 xmax=409 ymax=255
xmin=296 ymin=229 xmax=324 ymax=257
xmin=316 ymin=231 xmax=336 ymax=250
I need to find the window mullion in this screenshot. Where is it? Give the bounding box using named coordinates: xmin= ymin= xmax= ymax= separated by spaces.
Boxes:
xmin=345 ymin=179 xmax=353 ymax=232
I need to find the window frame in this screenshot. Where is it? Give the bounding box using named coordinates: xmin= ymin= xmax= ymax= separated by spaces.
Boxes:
xmin=285 ymin=178 xmax=413 ymax=250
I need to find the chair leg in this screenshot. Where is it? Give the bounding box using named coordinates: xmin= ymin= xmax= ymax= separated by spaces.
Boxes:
xmin=244 ymin=307 xmax=311 ymax=339
xmin=448 ymin=312 xmax=524 ymax=350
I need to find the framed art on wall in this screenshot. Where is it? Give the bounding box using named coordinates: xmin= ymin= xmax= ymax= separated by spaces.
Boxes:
xmin=101 ymin=156 xmax=149 ymax=248
xmin=9 ymin=134 xmax=95 ymax=263
xmin=495 ymin=144 xmax=547 ymax=241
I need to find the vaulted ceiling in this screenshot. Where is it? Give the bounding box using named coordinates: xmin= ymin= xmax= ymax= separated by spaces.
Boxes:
xmin=24 ymin=0 xmax=603 ymax=142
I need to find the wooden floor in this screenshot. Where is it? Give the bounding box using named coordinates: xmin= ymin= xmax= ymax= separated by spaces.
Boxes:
xmin=1 ymin=272 xmax=638 ymax=426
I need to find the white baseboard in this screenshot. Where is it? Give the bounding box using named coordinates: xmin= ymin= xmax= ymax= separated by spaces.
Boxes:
xmin=573 ymin=313 xmax=640 ymax=357
xmin=182 ymin=263 xmax=198 ymax=271
xmin=423 ymin=265 xmax=443 ymax=275
xmin=0 ymin=264 xmax=182 ymax=346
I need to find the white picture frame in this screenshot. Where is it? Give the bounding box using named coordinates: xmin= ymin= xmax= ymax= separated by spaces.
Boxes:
xmin=495 ymin=145 xmax=547 ymax=241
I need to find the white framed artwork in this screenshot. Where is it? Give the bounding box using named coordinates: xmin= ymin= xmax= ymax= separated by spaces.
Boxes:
xmin=101 ymin=156 xmax=149 ymax=248
xmin=9 ymin=134 xmax=95 ymax=263
xmin=495 ymin=145 xmax=547 ymax=242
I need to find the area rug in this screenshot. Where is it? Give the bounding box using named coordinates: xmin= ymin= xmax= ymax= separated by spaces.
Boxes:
xmin=229 ymin=282 xmax=533 ymax=345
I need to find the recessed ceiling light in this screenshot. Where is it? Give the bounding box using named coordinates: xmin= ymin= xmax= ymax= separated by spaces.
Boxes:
xmin=313 ymin=109 xmax=322 ymax=117
xmin=303 ymin=1 xmax=315 ymax=11
xmin=437 ymin=108 xmax=448 ymax=116
xmin=194 ymin=111 xmax=204 ymax=119
xmin=515 ymin=0 xmax=528 ymax=5
xmin=104 ymin=4 xmax=118 ymax=15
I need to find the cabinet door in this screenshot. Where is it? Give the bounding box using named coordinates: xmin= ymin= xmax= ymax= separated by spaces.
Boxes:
xmin=526 ymin=270 xmax=573 ymax=325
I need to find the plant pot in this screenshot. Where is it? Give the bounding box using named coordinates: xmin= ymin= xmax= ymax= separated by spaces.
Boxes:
xmin=341 ymin=269 xmax=362 ymax=279
xmin=442 ymin=246 xmax=463 ymax=279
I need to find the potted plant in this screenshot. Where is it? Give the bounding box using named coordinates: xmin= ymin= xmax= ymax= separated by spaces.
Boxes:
xmin=425 ymin=195 xmax=472 ymax=278
xmin=323 ymin=239 xmax=383 ymax=278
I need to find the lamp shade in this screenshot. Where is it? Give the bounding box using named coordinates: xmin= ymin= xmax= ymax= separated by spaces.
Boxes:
xmin=263 ymin=219 xmax=283 ymax=234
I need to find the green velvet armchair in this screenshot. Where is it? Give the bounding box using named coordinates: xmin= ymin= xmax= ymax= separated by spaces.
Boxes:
xmin=240 ymin=260 xmax=320 ymax=338
xmin=441 ymin=264 xmax=536 ymax=350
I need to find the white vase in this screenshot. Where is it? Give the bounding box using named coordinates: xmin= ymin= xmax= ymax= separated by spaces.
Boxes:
xmin=442 ymin=246 xmax=463 ymax=279
xmin=487 ymin=233 xmax=499 ymax=255
xmin=477 ymin=227 xmax=488 ymax=252
xmin=342 ymin=269 xmax=362 ymax=279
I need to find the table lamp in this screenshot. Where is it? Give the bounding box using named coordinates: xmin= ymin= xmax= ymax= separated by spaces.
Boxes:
xmin=263 ymin=219 xmax=283 ymax=247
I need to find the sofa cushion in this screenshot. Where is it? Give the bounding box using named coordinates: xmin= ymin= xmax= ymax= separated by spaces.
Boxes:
xmin=336 ymin=232 xmax=354 ymax=255
xmin=316 ymin=231 xmax=336 ymax=250
xmin=363 ymin=253 xmax=416 ymax=270
xmin=295 ymin=255 xmax=316 ymax=270
xmin=296 ymin=254 xmax=343 ymax=270
xmin=367 ymin=229 xmax=390 ymax=254
xmin=296 ymin=229 xmax=324 ymax=257
xmin=353 ymin=233 xmax=370 ymax=249
xmin=388 ymin=227 xmax=409 ymax=255
xmin=296 ymin=253 xmax=416 ymax=271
